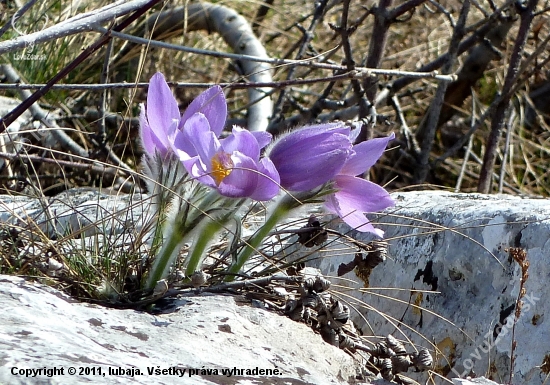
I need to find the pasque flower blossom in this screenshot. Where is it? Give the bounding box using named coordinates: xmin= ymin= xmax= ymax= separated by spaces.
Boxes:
xmin=140 ymin=72 xmax=226 ymax=159
xmin=175 ymin=122 xmax=280 ymax=201
xmin=267 ymin=124 xmax=394 ymax=235
xmin=140 ymin=72 xmax=280 ymax=201
xmin=325 ymin=133 xmax=396 ymax=236
xmin=267 ymin=123 xmax=353 ymax=191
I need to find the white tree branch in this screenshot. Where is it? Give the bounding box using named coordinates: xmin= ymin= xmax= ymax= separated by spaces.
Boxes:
xmin=140 ymin=3 xmax=274 ymax=132
xmin=0 ymin=0 xmax=151 ymax=55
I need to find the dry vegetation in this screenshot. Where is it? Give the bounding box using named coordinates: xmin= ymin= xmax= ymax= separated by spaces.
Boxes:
xmin=1 ymin=0 xmax=549 ymax=196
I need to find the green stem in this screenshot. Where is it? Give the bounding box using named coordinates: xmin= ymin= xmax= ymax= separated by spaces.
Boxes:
xmin=224 ymin=197 xmax=293 ymax=282
xmin=185 ymin=219 xmax=224 ymax=276
xmin=144 ymin=222 xmax=187 ymax=291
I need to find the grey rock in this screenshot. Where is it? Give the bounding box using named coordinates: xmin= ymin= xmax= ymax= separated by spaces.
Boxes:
xmin=452 ymin=377 xmax=501 ymax=385
xmin=0 ymin=188 xmax=148 ymax=240
xmin=0 ymin=275 xmax=372 ymax=385
xmin=311 ymin=191 xmax=549 ymax=385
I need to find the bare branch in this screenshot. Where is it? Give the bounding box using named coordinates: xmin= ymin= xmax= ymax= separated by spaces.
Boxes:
xmin=478 ymin=0 xmax=540 ymax=193
xmin=413 ymin=0 xmax=470 ymax=184
xmin=0 ymin=0 xmax=164 ymax=133
xmin=135 ymin=3 xmax=274 ymax=132
xmin=0 ymin=64 xmax=89 ymax=158
xmin=271 ymin=0 xmax=330 ymax=125
xmin=0 ymin=0 xmax=153 ymax=55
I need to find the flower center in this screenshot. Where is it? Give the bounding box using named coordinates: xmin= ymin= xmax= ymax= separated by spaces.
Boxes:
xmin=211 ymin=152 xmax=234 ymax=185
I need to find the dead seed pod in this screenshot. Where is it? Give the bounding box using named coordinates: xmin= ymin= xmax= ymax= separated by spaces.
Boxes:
xmin=369 ymin=336 xmax=397 ymax=357
xmin=385 ymin=334 xmax=406 ymax=355
xmin=190 ymin=270 xmax=210 ymax=288
xmin=369 ymin=356 xmax=395 ymax=382
xmin=391 ymin=354 xmax=413 ymax=374
xmin=338 ymin=333 xmax=357 ymax=351
xmin=337 ymin=240 xmax=389 ymax=278
xmin=284 ymin=299 xmax=304 ymax=321
xmin=297 ymin=215 xmax=328 ymax=247
xmin=302 ymin=307 xmax=314 ymax=326
xmin=303 ymin=275 xmax=331 ymax=293
xmin=313 ymin=276 xmax=331 ymax=292
xmin=330 ymin=300 xmax=350 ymax=326
xmin=317 ymin=291 xmax=332 ymax=305
xmin=366 ymin=334 xmax=434 ymax=383
xmin=302 ymin=277 xmax=316 ymax=290
xmin=301 ymin=293 xmax=319 ymax=309
xmin=373 ymin=357 xmax=394 ymax=381
xmin=410 ymin=348 xmax=433 ymax=371
xmin=367 ymin=240 xmax=389 ymax=266
xmin=319 ymin=323 xmax=339 ymax=347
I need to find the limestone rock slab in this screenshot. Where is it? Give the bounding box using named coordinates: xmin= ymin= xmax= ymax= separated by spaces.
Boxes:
xmin=0 ymin=275 xmax=368 ymax=385
xmin=312 ymin=191 xmax=550 ymax=384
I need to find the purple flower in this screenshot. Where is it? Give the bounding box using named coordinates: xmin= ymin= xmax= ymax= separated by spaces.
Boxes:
xmin=175 ymin=122 xmax=280 ymax=201
xmin=140 ymin=72 xmax=226 ymax=159
xmin=267 ymin=123 xmax=353 ymax=191
xmin=325 ymin=133 xmax=396 ymax=236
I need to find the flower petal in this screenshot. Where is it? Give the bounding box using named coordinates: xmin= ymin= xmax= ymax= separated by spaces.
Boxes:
xmin=251 ymin=131 xmax=272 ymax=150
xmin=181 ymin=86 xmax=227 ymax=136
xmin=183 ymin=156 xmax=217 ymax=188
xmin=269 ymin=124 xmax=352 ymax=191
xmin=270 ymin=123 xmax=350 ymax=150
xmin=221 ymin=126 xmax=261 ymax=160
xmin=139 ymin=104 xmax=155 ymax=157
xmin=217 ymin=153 xmax=258 ymax=198
xmin=175 ymin=113 xmax=218 ymax=163
xmin=146 ymin=73 xmax=180 ymax=143
xmin=340 ymin=133 xmax=395 ymax=176
xmin=140 ymin=103 xmax=174 ymax=158
xmin=332 ymin=175 xmax=395 ymax=213
xmin=325 ymin=193 xmax=384 ymax=236
xmin=249 ymin=157 xmax=280 ymax=201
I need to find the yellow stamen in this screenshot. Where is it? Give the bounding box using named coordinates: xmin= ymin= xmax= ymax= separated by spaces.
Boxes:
xmin=211 ymin=152 xmax=233 ymax=185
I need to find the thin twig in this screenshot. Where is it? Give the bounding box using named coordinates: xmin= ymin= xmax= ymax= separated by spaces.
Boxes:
xmin=252 ymin=0 xmax=275 ymax=34
xmin=390 ymin=0 xmax=515 ymax=97
xmin=478 ymin=0 xmax=539 ymax=193
xmin=356 ymin=0 xmax=392 ymax=143
xmin=97 ymin=37 xmax=114 ymax=149
xmin=363 ymin=0 xmax=393 ymax=103
xmin=413 ymin=0 xmax=470 ymax=184
xmin=0 ymin=150 xmax=133 ymax=177
xmin=271 ymin=0 xmax=329 ymax=123
xmin=387 ymin=0 xmax=427 ymax=20
xmin=0 ymin=0 xmax=40 ymax=39
xmin=0 ymin=0 xmax=164 ymax=133
xmin=90 ymin=25 xmax=458 ymax=81
xmin=0 ymin=0 xmax=151 ymax=55
xmin=134 ymin=4 xmax=274 ymax=131
xmin=202 ymin=275 xmax=303 ymax=293
xmin=455 ymin=95 xmax=477 ymax=193
xmin=498 ymin=108 xmax=516 ymax=193
xmin=390 ymin=94 xmax=419 ymax=155
xmin=433 ymin=99 xmax=497 ymax=166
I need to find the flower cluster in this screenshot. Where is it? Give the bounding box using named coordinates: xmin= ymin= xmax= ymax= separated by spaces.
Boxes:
xmin=140 ymin=72 xmax=395 ymax=286
xmin=141 ymin=73 xmax=280 ymax=201
xmin=266 ymin=124 xmax=395 ymax=236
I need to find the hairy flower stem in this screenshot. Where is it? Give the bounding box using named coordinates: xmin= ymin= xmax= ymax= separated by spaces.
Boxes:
xmin=184 ymin=198 xmax=244 ymax=276
xmin=224 ymin=195 xmax=296 ymax=282
xmin=184 ymin=220 xmax=224 ymax=277
xmin=145 ymin=219 xmax=189 ymax=291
